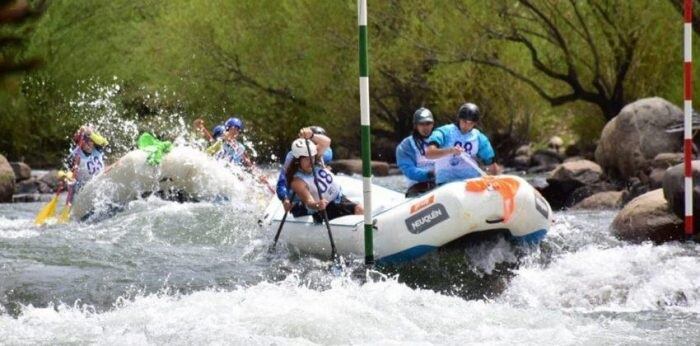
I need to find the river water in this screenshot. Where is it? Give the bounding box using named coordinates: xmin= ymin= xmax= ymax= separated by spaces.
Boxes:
xmin=1 ymin=173 xmax=699 ymax=345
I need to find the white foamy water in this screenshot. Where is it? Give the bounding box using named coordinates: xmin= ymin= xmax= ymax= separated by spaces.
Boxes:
xmin=2 ymin=201 xmax=699 ymax=344
xmin=0 ymin=275 xmax=673 ymax=345
xmin=1 ymin=111 xmax=699 ymax=345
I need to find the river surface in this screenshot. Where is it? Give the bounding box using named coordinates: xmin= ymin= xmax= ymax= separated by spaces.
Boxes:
xmin=1 ymin=174 xmax=699 ymax=345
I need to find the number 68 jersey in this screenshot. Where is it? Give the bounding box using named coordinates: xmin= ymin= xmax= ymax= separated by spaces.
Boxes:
xmin=294 ymin=166 xmax=342 ymax=205
xmin=71 ymin=147 xmax=105 ymax=190
xmin=427 ymin=123 xmax=495 ymax=184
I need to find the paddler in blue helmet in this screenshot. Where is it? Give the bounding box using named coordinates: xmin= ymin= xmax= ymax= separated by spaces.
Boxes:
xmin=214 ymin=117 xmax=253 ymax=168
xmin=276 ymin=126 xmax=332 ymax=212
xmin=396 ymin=107 xmax=436 ymax=197
xmin=425 ymin=102 xmax=499 ymax=184
xmin=205 ymin=124 xmax=226 ymax=155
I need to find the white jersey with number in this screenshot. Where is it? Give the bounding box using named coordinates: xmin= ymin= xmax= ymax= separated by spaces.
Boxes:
xmin=73 ymin=147 xmax=105 ymax=190
xmin=294 ymin=167 xmax=342 ymax=204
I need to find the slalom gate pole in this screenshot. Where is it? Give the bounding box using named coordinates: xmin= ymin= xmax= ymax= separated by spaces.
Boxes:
xmin=358 ymin=0 xmax=374 ymax=264
xmin=684 ymin=0 xmax=694 ymax=236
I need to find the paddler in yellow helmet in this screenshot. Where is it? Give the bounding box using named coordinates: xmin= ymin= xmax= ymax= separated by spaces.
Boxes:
xmin=64 ymin=125 xmax=109 ymax=201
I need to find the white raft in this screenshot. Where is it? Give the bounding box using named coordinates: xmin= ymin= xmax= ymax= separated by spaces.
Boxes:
xmin=263 ymin=175 xmax=552 ymax=264
xmin=72 ymin=147 xmax=245 ymax=220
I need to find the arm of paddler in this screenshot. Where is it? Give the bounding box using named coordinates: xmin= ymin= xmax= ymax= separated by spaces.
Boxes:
xmin=205 ymin=140 xmax=222 ymax=156
xmin=291 ymin=178 xmax=326 ymax=211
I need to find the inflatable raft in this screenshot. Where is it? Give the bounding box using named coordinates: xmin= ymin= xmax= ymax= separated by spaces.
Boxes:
xmin=263 ymin=175 xmax=552 ymax=264
xmin=72 ymin=147 xmax=245 ymax=220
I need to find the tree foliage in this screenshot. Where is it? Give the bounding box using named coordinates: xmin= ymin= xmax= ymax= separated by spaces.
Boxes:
xmin=0 ymin=0 xmax=697 ymax=166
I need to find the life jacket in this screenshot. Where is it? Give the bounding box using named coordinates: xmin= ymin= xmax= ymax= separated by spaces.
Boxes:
xmin=72 ymin=147 xmax=104 ymax=191
xmin=294 ymin=167 xmax=342 ymax=212
xmin=215 ymin=140 xmax=245 ymax=165
xmin=405 ymin=135 xmax=435 ymax=186
xmin=433 ymin=124 xmax=482 ymax=184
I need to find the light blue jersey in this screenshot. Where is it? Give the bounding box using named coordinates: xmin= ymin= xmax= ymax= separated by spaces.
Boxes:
xmin=427 ymin=124 xmax=495 ymax=184
xmin=215 ymin=140 xmax=246 ymax=165
xmin=396 ymin=134 xmax=434 ymax=186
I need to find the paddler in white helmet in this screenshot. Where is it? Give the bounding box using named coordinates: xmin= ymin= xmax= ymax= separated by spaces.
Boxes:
xmin=286 ymin=138 xmax=363 ymax=220
xmin=276 ymin=126 xmax=332 ymax=212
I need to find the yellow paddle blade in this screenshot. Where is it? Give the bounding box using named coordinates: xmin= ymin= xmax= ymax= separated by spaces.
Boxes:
xmin=35 ymin=195 xmax=59 ymax=226
xmin=58 ymin=204 xmax=71 ymax=224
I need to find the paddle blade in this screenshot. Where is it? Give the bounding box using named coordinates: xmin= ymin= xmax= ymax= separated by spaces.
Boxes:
xmin=58 ymin=204 xmax=71 ymax=224
xmin=35 ymin=195 xmax=59 ymax=225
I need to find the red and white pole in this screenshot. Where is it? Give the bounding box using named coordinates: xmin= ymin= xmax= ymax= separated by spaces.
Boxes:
xmin=684 ymin=0 xmax=694 ymax=236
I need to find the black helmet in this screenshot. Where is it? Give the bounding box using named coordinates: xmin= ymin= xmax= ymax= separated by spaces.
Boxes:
xmin=413 ymin=107 xmax=434 ymax=125
xmin=309 ymin=126 xmax=326 ymax=135
xmin=457 ymin=103 xmax=480 ymax=122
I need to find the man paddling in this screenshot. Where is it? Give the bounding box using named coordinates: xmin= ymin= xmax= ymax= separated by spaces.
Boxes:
xmin=396 ymin=107 xmax=436 ymax=197
xmin=425 ymin=102 xmax=499 ymax=185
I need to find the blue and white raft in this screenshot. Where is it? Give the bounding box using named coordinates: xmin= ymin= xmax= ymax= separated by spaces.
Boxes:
xmin=263 ymin=174 xmax=552 ymax=264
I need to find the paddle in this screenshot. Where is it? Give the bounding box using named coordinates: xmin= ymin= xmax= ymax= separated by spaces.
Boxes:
xmin=271 ymin=192 xmax=296 ymax=251
xmin=58 ymin=178 xmax=75 ymax=224
xmin=460 ymin=152 xmax=488 ymax=177
xmin=305 ymin=139 xmax=338 ymax=260
xmin=34 ymin=184 xmax=63 ymax=226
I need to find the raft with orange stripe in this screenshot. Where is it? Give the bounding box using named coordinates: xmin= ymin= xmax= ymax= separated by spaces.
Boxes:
xmin=263 ymin=174 xmax=552 ymax=264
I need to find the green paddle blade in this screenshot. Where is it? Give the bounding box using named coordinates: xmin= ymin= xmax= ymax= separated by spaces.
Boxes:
xmin=35 ymin=194 xmax=59 ymax=225
xmin=137 ymin=132 xmax=173 ymax=165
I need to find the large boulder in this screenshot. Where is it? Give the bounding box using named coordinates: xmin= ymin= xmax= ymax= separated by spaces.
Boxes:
xmin=549 ymin=159 xmax=603 ymax=185
xmin=648 ymin=168 xmax=667 ymax=190
xmin=511 ymin=155 xmax=530 ymax=171
xmin=10 ymin=162 xmax=31 ymax=182
xmin=652 ymin=153 xmax=684 ymax=169
xmin=612 ymin=189 xmax=683 ymax=243
xmin=567 ymin=182 xmax=617 ymax=207
xmin=329 ymin=159 xmax=390 ymax=177
xmin=573 ymin=191 xmax=623 ymax=209
xmin=515 ymin=144 xmax=531 ymax=157
xmin=595 ymin=97 xmax=684 ymax=180
xmin=662 ymin=160 xmax=700 ymax=231
xmin=548 ymin=136 xmax=564 ymax=154
xmin=0 ymin=155 xmax=16 ymax=203
xmin=529 ymin=149 xmax=562 ymax=172
xmin=540 ymin=160 xmax=607 ymax=209
xmin=15 ymin=178 xmax=40 ymax=194
xmin=38 ymin=170 xmax=60 ymax=191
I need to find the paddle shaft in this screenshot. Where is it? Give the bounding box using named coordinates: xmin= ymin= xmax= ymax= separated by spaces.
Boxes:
xmin=272 ymin=192 xmax=296 ymax=249
xmin=460 ymin=152 xmax=488 ymax=177
xmin=305 ymin=139 xmax=337 ymax=259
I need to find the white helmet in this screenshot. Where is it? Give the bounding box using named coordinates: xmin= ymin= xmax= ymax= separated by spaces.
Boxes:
xmin=291 ymin=138 xmax=317 ymax=158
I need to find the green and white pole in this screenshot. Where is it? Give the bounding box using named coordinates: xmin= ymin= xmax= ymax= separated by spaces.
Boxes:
xmin=358 ymin=0 xmax=373 ymax=265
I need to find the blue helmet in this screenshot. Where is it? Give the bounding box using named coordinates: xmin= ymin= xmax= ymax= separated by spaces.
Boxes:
xmin=224 ymin=117 xmax=244 ymax=131
xmin=212 ymin=125 xmax=225 ymax=140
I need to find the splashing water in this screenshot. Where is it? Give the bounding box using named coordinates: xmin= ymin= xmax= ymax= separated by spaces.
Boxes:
xmin=3 ymin=91 xmax=700 ymax=344
xmin=2 ymin=178 xmax=699 ymax=344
